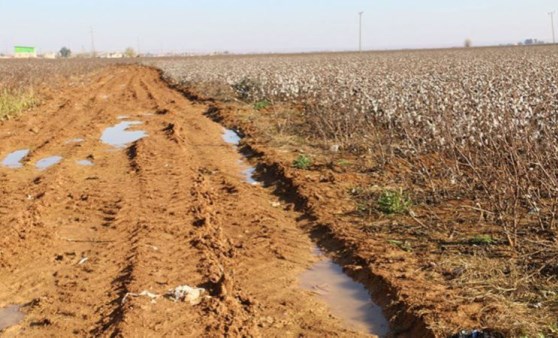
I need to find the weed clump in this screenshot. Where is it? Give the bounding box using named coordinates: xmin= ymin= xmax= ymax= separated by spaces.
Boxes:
xmin=388 ymin=239 xmax=413 ymax=252
xmin=0 ymin=89 xmax=39 ymax=120
xmin=469 ymin=234 xmax=494 ymax=245
xmin=232 ymin=78 xmax=258 ymax=101
xmin=377 ymin=189 xmax=412 ymax=214
xmin=254 ymin=99 xmax=270 ymax=110
xmin=293 ymin=154 xmax=312 ymax=170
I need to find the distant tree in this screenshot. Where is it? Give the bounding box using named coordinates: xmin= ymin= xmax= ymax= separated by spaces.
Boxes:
xmin=464 ymin=39 xmax=472 ymax=48
xmin=124 ymin=47 xmax=137 ymax=58
xmin=59 ymin=47 xmax=71 ymax=58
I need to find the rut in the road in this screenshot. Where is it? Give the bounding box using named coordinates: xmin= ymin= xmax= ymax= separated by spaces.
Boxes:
xmin=0 ymin=66 xmax=371 ymax=337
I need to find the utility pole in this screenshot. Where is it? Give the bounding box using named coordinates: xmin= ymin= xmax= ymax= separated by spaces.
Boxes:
xmin=549 ymin=11 xmax=556 ymax=44
xmin=90 ymin=27 xmax=96 ymax=58
xmin=359 ymin=11 xmax=364 ymax=52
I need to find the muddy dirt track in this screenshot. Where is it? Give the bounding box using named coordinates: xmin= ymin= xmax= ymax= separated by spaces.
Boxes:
xmin=0 ymin=66 xmax=375 ymax=337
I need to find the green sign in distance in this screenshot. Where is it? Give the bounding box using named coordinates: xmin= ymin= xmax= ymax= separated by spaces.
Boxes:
xmin=14 ymin=46 xmax=36 ymax=54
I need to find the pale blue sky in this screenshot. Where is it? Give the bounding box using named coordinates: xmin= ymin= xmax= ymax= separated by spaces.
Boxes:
xmin=0 ymin=0 xmax=556 ymax=54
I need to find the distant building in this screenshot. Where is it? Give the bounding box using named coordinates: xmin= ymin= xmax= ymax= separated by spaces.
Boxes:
xmin=108 ymin=52 xmax=123 ymax=58
xmin=14 ymin=46 xmax=37 ymax=58
xmin=99 ymin=52 xmax=124 ymax=59
xmin=42 ymin=53 xmax=57 ymax=59
xmin=523 ymin=39 xmax=545 ymax=45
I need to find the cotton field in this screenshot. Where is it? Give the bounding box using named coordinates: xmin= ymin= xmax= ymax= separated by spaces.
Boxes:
xmin=150 ymin=47 xmax=558 ymax=287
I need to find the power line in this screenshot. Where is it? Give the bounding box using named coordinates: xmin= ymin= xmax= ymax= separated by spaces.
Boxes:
xmin=359 ymin=11 xmax=364 ymax=52
xmin=549 ymin=11 xmax=556 ymax=44
xmin=90 ymin=27 xmax=96 ymax=57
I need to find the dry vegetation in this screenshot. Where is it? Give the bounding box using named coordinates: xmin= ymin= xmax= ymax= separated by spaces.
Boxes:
xmin=148 ymin=46 xmax=558 ymax=336
xmin=0 ymin=88 xmax=39 ymax=121
xmin=0 ymin=59 xmax=129 ymax=120
xmin=1 ymin=49 xmax=556 ymax=336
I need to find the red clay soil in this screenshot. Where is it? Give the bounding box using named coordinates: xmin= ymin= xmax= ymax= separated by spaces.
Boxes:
xmin=0 ymin=66 xmax=381 ymax=337
xmin=195 ymin=101 xmax=501 ymax=337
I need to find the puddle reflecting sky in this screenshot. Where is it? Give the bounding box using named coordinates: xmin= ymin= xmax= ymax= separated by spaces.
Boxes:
xmin=222 ymin=128 xmax=241 ymax=146
xmin=101 ymin=121 xmax=147 ymax=148
xmin=36 ymin=156 xmax=63 ymax=170
xmin=0 ymin=305 xmax=24 ymax=331
xmin=2 ymin=149 xmax=30 ymax=169
xmin=224 ymin=129 xmax=260 ymax=185
xmin=243 ymin=167 xmax=258 ymax=185
xmin=300 ymin=252 xmax=390 ymax=336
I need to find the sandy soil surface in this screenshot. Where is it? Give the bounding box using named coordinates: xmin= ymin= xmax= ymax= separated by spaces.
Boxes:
xmin=0 ymin=66 xmax=373 ymax=337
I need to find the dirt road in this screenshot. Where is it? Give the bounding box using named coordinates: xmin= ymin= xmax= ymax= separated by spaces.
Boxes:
xmin=0 ymin=66 xmax=371 ymax=337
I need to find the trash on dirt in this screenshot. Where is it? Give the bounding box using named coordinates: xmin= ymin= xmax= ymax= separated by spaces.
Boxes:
xmin=100 ymin=121 xmax=147 ymax=148
xmin=77 ymin=159 xmax=94 ymax=166
xmin=77 ymin=257 xmax=88 ymax=265
xmin=166 ymin=285 xmax=207 ymax=305
xmin=271 ymin=201 xmax=281 ymax=208
xmin=451 ymin=329 xmax=505 ymax=338
xmin=121 ymin=285 xmax=207 ymax=306
xmin=36 ymin=156 xmax=63 ymax=171
xmin=300 ymin=247 xmax=390 ymax=336
xmin=122 ymin=290 xmax=160 ymax=304
xmin=0 ymin=305 xmax=25 ymax=331
xmin=2 ymin=149 xmax=30 ymax=169
xmin=117 ymin=115 xmax=129 ymax=120
xmin=222 ymin=128 xmax=241 ymax=146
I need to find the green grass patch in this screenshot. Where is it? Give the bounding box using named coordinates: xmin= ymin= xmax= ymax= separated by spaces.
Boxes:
xmin=254 ymin=99 xmax=271 ymax=110
xmin=292 ymin=154 xmax=312 ymax=169
xmin=388 ymin=239 xmax=413 ymax=252
xmin=469 ymin=234 xmax=495 ymax=245
xmin=0 ymin=88 xmax=39 ymax=121
xmin=378 ymin=189 xmax=412 ymax=214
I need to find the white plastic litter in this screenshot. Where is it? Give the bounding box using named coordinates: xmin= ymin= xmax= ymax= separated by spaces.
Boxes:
xmin=121 ymin=285 xmax=207 ymax=305
xmin=166 ymin=285 xmax=206 ymax=305
xmin=330 ymin=144 xmax=340 ymax=152
xmin=122 ymin=290 xmax=160 ymax=304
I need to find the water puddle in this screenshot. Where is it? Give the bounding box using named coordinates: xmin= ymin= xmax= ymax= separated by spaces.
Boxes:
xmin=77 ymin=159 xmax=94 ymax=166
xmin=0 ymin=305 xmax=25 ymax=331
xmin=300 ymin=248 xmax=390 ymax=336
xmin=100 ymin=121 xmax=147 ymax=148
xmin=243 ymin=167 xmax=258 ymax=185
xmin=2 ymin=149 xmax=30 ymax=169
xmin=36 ymin=156 xmax=63 ymax=171
xmin=223 ymin=128 xmax=259 ymax=185
xmin=222 ymin=128 xmax=241 ymax=145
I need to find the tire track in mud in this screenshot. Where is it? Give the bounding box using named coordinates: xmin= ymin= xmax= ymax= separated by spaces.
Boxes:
xmin=0 ymin=66 xmax=161 ymax=335
xmin=0 ymin=65 xmax=372 ymax=337
xmin=0 ymin=66 xmax=152 ymax=336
